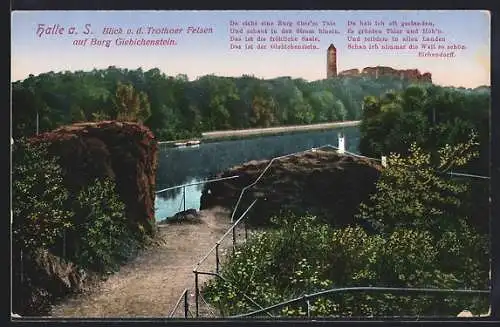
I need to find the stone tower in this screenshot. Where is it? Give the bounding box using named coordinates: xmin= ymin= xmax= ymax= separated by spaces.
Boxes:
xmin=327 ymin=44 xmax=337 ymax=78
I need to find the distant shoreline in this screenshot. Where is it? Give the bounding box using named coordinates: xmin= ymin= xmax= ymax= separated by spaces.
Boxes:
xmin=158 ymin=120 xmax=361 ymax=146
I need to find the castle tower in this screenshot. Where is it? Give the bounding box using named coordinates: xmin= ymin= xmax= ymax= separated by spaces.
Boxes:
xmin=327 ymin=44 xmax=337 ymax=78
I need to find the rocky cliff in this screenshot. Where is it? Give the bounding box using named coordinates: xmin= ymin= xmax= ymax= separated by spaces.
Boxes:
xmin=13 ymin=121 xmax=158 ymax=316
xmin=200 ymin=150 xmax=382 ymax=227
xmin=31 ymin=121 xmax=158 ymax=235
xmin=12 ymin=249 xmax=100 ymax=316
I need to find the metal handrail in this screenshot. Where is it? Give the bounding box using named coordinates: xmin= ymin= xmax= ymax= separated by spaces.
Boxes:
xmin=194 ymin=199 xmax=257 ymax=271
xmin=192 ymin=199 xmax=262 ymax=318
xmin=193 ymin=271 xmax=273 ymax=318
xmin=343 ymin=150 xmax=490 ymax=180
xmin=168 ymin=288 xmax=189 ymax=318
xmin=446 ymin=171 xmax=490 ymax=180
xmin=230 ymin=286 xmax=490 ymax=318
xmin=156 ymin=175 xmax=240 ymax=194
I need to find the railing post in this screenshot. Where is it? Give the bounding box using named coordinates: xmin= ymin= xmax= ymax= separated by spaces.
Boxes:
xmin=232 ymin=225 xmax=236 ymax=254
xmin=244 ymin=221 xmax=248 ymax=241
xmin=20 ymin=249 xmax=23 ymax=285
xmin=63 ymin=229 xmax=66 ymax=259
xmin=195 ymin=272 xmax=199 ymax=318
xmin=306 ymin=299 xmax=311 ymax=318
xmin=216 ymin=244 xmax=220 ymax=274
xmin=184 ymin=290 xmax=188 ymax=318
xmin=183 ymin=186 xmax=186 ymax=212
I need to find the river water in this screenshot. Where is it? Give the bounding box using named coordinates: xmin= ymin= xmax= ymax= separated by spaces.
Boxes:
xmin=155 ymin=126 xmax=360 ymax=220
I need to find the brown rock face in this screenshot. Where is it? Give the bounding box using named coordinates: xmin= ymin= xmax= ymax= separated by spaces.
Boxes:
xmin=200 ymin=150 xmax=382 ymax=227
xmin=12 ymin=249 xmax=99 ymax=316
xmin=31 ymin=121 xmax=158 ymax=235
xmin=13 ymin=121 xmax=158 ymax=316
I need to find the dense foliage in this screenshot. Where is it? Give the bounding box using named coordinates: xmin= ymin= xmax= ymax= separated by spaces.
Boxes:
xmin=12 ymin=67 xmax=423 ymax=140
xmin=65 ymin=179 xmax=142 ymax=273
xmin=356 ymin=135 xmax=479 ymax=236
xmin=359 ymin=84 xmax=490 ymax=175
xmin=356 ymin=137 xmax=489 ymax=295
xmin=203 ymin=141 xmax=489 ymax=317
xmin=12 ymin=139 xmax=74 ymax=252
xmin=12 ymin=140 xmax=144 ymax=274
xmin=359 ymin=84 xmax=490 ymax=234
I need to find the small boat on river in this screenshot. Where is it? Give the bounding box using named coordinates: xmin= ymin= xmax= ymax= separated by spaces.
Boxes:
xmin=173 ymin=140 xmax=201 ymax=148
xmin=186 ymin=140 xmax=201 ymax=146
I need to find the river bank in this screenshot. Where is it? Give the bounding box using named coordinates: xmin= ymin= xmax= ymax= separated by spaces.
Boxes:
xmin=155 ymin=125 xmax=361 ymax=219
xmin=157 ymin=121 xmax=361 ymax=147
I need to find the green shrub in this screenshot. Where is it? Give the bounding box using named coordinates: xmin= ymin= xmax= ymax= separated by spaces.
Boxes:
xmin=203 ymin=214 xmax=333 ymax=316
xmin=12 ymin=137 xmax=151 ymax=316
xmin=12 ymin=139 xmax=73 ymax=253
xmin=267 ymin=214 xmax=334 ymax=291
xmin=12 ymin=138 xmax=144 ymax=274
xmin=69 ymin=178 xmax=141 ymax=273
xmin=356 ymin=138 xmax=479 ymax=236
xmin=328 ymin=226 xmax=384 ymax=287
xmin=203 ymin=215 xmax=489 ymax=317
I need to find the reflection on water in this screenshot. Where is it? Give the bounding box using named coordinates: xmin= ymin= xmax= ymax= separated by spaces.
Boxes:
xmin=155 ymin=178 xmax=205 ymax=219
xmin=155 ymin=127 xmax=360 ymax=220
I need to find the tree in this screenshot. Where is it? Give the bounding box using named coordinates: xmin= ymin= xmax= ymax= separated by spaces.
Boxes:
xmin=13 ymin=68 xmax=487 ymax=146
xmin=356 ymin=134 xmax=480 ymax=236
xmin=12 ymin=139 xmax=73 ymax=252
xmin=69 ymin=104 xmax=87 ymax=122
xmin=362 ymin=95 xmax=381 ymax=119
xmin=248 ymin=82 xmax=277 ymax=128
xmin=111 ymin=82 xmax=151 ymax=122
xmin=250 ymin=95 xmax=276 ymax=127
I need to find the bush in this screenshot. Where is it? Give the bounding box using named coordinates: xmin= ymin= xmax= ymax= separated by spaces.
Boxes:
xmin=12 ymin=138 xmax=143 ymax=274
xmin=67 ymin=178 xmax=141 ymax=273
xmin=437 ymin=218 xmax=489 ymax=287
xmin=203 ymin=214 xmax=333 ymax=316
xmin=12 ymin=139 xmax=73 ymax=253
xmin=203 ymin=215 xmax=489 ymax=317
xmin=356 ymin=138 xmax=479 ymax=236
xmin=12 ymin=138 xmax=149 ymax=315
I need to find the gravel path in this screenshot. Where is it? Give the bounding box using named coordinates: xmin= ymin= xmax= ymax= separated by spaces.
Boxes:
xmin=49 ymin=207 xmax=235 ymax=318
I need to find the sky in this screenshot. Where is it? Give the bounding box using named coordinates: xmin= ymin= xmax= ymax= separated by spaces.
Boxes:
xmin=11 ymin=10 xmax=490 ymax=88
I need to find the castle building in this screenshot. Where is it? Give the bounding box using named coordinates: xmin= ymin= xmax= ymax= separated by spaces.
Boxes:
xmin=328 ymin=43 xmax=432 ymax=83
xmin=326 ymin=44 xmax=337 ymax=78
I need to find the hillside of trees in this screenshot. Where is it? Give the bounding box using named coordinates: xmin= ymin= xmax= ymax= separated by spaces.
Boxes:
xmin=358 ymin=84 xmax=490 ymax=234
xmin=13 ymin=66 xmax=429 ymax=141
xmin=359 ymin=84 xmax=490 ymax=173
